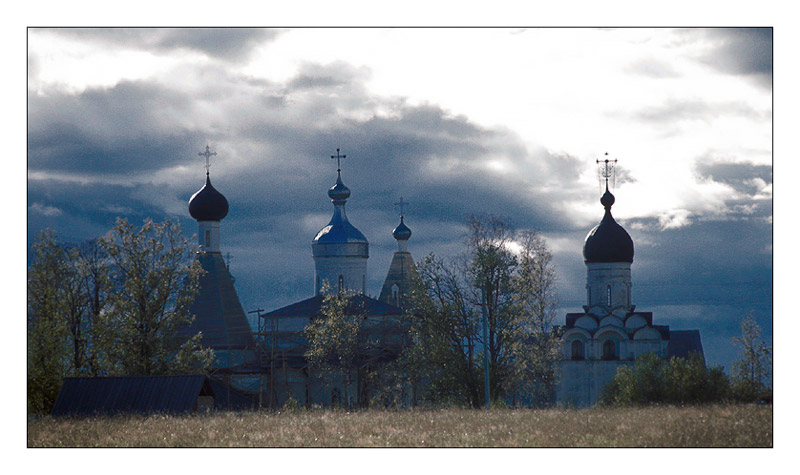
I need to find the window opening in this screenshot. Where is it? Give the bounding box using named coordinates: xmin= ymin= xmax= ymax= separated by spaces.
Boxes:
xmin=571 ymin=340 xmax=584 ymax=360
xmin=602 ymin=340 xmax=617 ymax=360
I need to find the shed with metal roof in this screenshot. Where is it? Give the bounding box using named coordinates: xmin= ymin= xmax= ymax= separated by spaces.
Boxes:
xmin=51 ymin=375 xmax=217 ymax=417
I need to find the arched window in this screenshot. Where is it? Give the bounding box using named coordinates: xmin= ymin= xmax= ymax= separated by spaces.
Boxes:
xmin=338 ymin=275 xmax=344 ymax=293
xmin=571 ymin=340 xmax=585 ymax=360
xmin=607 ymin=285 xmax=612 ymax=307
xmin=204 ymin=230 xmax=211 ymax=247
xmin=602 ymin=340 xmax=617 ymax=360
xmin=392 ymin=284 xmax=400 ymax=306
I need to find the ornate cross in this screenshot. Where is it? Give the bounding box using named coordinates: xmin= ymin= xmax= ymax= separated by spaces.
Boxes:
xmin=597 ymin=152 xmax=618 ymax=188
xmin=331 ymin=148 xmax=346 ymax=174
xmin=394 ymin=197 xmax=408 ymax=218
xmin=199 ymin=145 xmax=217 ymax=175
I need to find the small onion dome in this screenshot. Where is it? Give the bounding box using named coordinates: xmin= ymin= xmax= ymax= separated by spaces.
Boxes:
xmin=313 ymin=172 xmax=368 ymax=248
xmin=392 ymin=216 xmax=412 ymax=241
xmin=189 ymin=174 xmax=229 ymax=221
xmin=583 ymin=187 xmax=634 ymax=263
xmin=328 ymin=174 xmax=351 ymax=201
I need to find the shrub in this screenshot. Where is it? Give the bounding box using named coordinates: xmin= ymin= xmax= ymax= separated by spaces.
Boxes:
xmin=599 ymin=352 xmax=730 ymax=406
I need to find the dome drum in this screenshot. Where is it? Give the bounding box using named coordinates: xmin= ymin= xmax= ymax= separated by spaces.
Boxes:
xmin=312 ymin=242 xmax=369 ymax=258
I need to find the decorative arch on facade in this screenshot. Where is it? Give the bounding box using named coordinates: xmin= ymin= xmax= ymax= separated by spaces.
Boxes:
xmin=633 ymin=326 xmax=663 ymax=340
xmin=594 ymin=326 xmax=627 ymax=341
xmin=602 ymin=339 xmax=618 ymax=360
xmin=599 ymin=315 xmax=624 ymax=328
xmin=574 ymin=315 xmax=598 ymax=330
xmin=562 ymin=327 xmax=592 ymax=341
xmin=625 ymin=314 xmax=648 ymax=329
xmin=610 ymin=307 xmax=629 ymax=318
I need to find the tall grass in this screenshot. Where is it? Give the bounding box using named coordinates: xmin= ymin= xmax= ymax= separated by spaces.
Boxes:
xmin=28 ymin=404 xmax=771 ymax=448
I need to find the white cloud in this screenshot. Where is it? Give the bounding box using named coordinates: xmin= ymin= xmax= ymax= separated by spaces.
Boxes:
xmin=28 ymin=202 xmax=63 ymax=217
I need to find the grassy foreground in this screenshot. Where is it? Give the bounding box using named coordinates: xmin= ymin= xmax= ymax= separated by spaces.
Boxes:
xmin=28 ymin=404 xmax=771 ymax=448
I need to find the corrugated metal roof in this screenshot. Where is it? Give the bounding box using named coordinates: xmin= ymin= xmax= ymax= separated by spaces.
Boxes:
xmin=51 ymin=375 xmax=213 ymax=417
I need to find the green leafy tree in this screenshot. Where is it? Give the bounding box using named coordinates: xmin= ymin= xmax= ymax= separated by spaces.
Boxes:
xmin=505 ymin=230 xmax=561 ymax=405
xmin=731 ymin=311 xmax=772 ymax=402
xmin=405 ymin=254 xmax=484 ymax=406
xmin=76 ymin=239 xmax=113 ymax=376
xmin=99 ymin=218 xmax=213 ymax=376
xmin=406 ymin=215 xmax=560 ymax=407
xmin=27 ymin=230 xmax=71 ymax=414
xmin=305 ymin=287 xmax=367 ymax=408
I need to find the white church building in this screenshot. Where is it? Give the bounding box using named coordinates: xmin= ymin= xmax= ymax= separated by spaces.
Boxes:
xmin=556 ymin=178 xmax=704 ymax=407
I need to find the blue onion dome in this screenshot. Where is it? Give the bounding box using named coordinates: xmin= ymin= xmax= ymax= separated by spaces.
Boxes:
xmin=583 ymin=187 xmax=634 ymax=263
xmin=392 ymin=216 xmax=412 ymax=241
xmin=189 ymin=174 xmax=229 ymax=221
xmin=328 ymin=173 xmax=351 ymax=201
xmin=313 ymin=172 xmax=368 ymax=246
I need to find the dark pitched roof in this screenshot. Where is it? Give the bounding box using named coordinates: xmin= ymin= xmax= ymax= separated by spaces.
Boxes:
xmin=180 ymin=252 xmax=255 ymax=349
xmin=667 ymin=330 xmax=705 ymax=363
xmin=263 ymin=294 xmax=403 ymax=318
xmin=51 ymin=375 xmax=213 ymax=417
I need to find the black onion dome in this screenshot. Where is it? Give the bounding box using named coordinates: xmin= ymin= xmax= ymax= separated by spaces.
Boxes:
xmin=583 ymin=188 xmax=633 ymax=263
xmin=189 ymin=174 xmax=229 ymax=221
xmin=392 ymin=216 xmax=412 ymax=241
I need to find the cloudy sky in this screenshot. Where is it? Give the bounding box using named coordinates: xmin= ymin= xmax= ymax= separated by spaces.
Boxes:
xmin=26 ymin=27 xmax=773 ymax=372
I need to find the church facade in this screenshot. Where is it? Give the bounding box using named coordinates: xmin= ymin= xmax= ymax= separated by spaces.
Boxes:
xmin=555 ymin=179 xmax=704 ymax=407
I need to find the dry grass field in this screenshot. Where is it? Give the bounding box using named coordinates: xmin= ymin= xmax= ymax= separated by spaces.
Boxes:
xmin=27 ymin=404 xmax=772 ymax=448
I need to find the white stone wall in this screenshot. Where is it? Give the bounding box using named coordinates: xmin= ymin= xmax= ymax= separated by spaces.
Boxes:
xmin=198 ymin=220 xmax=221 ymax=253
xmin=557 ymin=325 xmax=669 ymax=407
xmin=314 ymin=256 xmax=368 ymax=295
xmin=586 ymin=262 xmax=632 ymax=312
xmin=557 ymin=359 xmax=633 ymax=407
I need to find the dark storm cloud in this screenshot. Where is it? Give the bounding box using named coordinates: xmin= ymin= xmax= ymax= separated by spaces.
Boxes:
xmin=695 ymin=160 xmax=772 ymax=196
xmin=701 ymin=28 xmax=772 ymax=76
xmin=44 ymin=28 xmax=280 ymax=62
xmin=676 ymin=28 xmax=772 ymax=88
xmin=28 ymin=81 xmax=202 ymax=174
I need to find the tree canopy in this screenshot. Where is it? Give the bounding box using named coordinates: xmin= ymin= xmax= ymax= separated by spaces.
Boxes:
xmin=27 ymin=219 xmax=214 ymax=414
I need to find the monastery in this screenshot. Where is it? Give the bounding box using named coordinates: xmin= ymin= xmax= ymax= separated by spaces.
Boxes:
xmin=181 ymin=148 xmax=704 ymax=408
